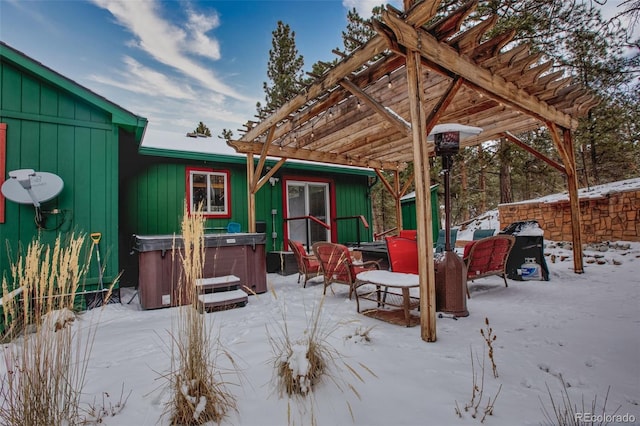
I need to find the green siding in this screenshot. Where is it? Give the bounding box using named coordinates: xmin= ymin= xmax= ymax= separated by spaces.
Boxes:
xmin=401 ymin=185 xmax=441 ymax=243
xmin=1 ymin=46 xmax=145 ymax=292
xmin=333 ymin=176 xmax=373 ymax=245
xmin=123 ymin=162 xmax=258 ymax=236
xmin=121 ymin=158 xmax=374 ymax=254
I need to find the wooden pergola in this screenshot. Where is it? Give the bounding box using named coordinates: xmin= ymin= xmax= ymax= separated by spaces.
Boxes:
xmin=227 ymin=0 xmax=598 ymax=342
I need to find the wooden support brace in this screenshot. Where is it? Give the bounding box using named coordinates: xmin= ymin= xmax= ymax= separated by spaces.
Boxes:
xmin=547 ymin=122 xmax=584 ymax=274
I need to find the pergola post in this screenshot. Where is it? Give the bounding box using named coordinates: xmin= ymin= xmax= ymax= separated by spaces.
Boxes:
xmin=564 ymin=128 xmax=584 ymax=273
xmin=246 ymin=153 xmax=256 ymax=233
xmin=406 ymin=49 xmax=437 ymax=342
xmin=547 ymin=123 xmax=584 ymax=273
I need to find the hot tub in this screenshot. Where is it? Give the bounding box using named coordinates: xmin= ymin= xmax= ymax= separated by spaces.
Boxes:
xmin=134 ymin=233 xmax=267 ymax=309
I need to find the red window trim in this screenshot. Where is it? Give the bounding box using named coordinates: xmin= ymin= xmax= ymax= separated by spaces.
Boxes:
xmin=185 ymin=166 xmax=232 ymax=219
xmin=0 ymin=123 xmax=6 ymax=224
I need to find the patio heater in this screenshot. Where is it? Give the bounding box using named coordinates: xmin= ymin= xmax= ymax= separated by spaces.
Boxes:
xmin=428 ymin=124 xmax=482 ymax=318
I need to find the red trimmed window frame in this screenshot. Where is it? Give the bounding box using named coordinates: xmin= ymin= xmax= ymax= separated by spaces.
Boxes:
xmin=185 ymin=166 xmax=232 ymax=218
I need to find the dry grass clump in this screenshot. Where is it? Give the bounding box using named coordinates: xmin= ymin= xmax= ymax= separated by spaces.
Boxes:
xmin=268 ymin=297 xmax=329 ymax=398
xmin=268 ymin=294 xmax=374 ymax=425
xmin=164 ymin=205 xmax=238 ymax=425
xmin=0 ymin=233 xmax=108 ymax=425
xmin=540 ymin=374 xmax=620 ymax=426
xmin=275 ymin=336 xmax=327 ymax=397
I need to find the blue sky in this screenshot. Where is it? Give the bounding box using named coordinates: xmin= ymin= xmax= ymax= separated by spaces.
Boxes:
xmin=0 ymin=0 xmax=631 ymax=148
xmin=1 ymin=0 xmax=397 ymax=143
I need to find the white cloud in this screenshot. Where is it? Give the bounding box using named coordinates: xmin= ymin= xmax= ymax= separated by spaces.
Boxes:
xmin=89 ymin=0 xmax=253 ymax=102
xmin=89 ymin=56 xmax=199 ymax=100
xmin=185 ymin=7 xmax=222 ymax=60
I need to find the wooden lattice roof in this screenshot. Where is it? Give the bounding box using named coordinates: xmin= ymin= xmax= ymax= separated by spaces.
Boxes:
xmin=228 ymin=0 xmax=597 ymax=171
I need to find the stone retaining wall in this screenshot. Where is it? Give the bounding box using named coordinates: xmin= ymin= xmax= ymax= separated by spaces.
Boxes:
xmin=498 ymin=189 xmax=640 ymax=243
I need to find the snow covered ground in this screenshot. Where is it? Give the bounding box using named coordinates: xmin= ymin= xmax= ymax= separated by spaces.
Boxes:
xmin=2 ymin=199 xmax=639 ymax=425
xmin=46 ymin=235 xmax=637 ymax=426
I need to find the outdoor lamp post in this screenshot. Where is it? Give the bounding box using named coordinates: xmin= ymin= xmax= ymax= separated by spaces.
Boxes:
xmin=428 ymin=123 xmax=482 ymax=318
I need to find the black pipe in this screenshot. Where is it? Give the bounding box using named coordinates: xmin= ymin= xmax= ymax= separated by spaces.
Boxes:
xmin=443 ymin=155 xmax=453 ymax=252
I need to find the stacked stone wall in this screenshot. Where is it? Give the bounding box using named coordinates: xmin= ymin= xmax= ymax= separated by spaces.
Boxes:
xmin=498 ymin=189 xmax=640 ymax=243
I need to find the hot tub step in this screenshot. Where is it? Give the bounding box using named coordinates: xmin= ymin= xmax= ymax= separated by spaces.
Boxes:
xmin=198 ymin=289 xmax=248 ymax=312
xmin=196 ymin=275 xmax=241 ymax=292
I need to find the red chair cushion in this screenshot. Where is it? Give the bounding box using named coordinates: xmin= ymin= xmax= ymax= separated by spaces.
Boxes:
xmin=385 ymin=236 xmax=419 ymax=274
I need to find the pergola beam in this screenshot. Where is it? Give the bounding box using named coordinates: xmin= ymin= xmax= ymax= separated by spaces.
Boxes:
xmin=229 ymin=140 xmax=400 ymax=171
xmin=251 ymin=126 xmax=276 ymax=192
xmin=381 ymin=10 xmax=579 ymax=130
xmin=502 ymin=131 xmax=566 ymax=173
xmin=340 ymin=78 xmax=411 ymax=136
xmin=238 ymin=36 xmax=388 ymax=143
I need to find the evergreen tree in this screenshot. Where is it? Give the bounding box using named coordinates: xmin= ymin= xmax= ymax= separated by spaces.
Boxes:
xmin=341 ymin=7 xmax=381 ymax=53
xmin=260 ymin=21 xmax=304 ymax=116
xmin=192 ymin=121 xmax=211 ymax=137
xmin=441 ymin=0 xmax=638 ymax=219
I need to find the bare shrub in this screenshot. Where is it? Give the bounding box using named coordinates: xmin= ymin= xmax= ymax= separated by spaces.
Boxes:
xmin=456 ymin=345 xmax=502 ymax=423
xmin=84 ymin=383 xmax=132 ymax=423
xmin=540 ymin=374 xmax=620 ymax=425
xmin=344 ymin=325 xmax=375 ymax=343
xmin=480 ymin=317 xmax=499 ymax=378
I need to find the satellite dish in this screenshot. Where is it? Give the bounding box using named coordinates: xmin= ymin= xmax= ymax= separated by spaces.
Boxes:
xmin=1 ymin=169 xmax=64 ymax=207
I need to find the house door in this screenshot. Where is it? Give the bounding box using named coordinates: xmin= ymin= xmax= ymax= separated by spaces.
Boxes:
xmin=286 ymin=180 xmax=330 ymax=249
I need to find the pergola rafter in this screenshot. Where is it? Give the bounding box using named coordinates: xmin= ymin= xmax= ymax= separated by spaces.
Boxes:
xmin=228 ymin=0 xmax=597 ymax=342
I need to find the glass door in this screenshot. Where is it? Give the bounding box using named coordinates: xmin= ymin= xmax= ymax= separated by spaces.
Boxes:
xmin=286 ymin=181 xmax=330 ymax=250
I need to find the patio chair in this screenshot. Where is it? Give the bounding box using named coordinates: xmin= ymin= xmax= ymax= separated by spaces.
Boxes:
xmin=435 ymin=229 xmax=458 ymax=253
xmin=472 ymin=229 xmax=496 ymax=240
xmin=463 ymin=234 xmax=516 ymax=298
xmin=385 ymin=236 xmax=419 ymax=274
xmin=398 ymin=229 xmax=417 ymax=240
xmin=312 ymin=241 xmax=379 ymax=299
xmin=288 ymin=240 xmax=321 ymax=287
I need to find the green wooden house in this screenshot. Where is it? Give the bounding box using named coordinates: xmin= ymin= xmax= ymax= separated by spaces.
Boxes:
xmin=1 ymin=42 xmax=377 ymax=298
xmin=0 ymin=42 xmax=148 ymax=292
xmin=118 ymin=143 xmax=376 ymax=286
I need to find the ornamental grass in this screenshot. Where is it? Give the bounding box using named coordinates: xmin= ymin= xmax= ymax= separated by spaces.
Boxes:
xmin=164 ymin=206 xmax=238 ymax=425
xmin=0 ymin=233 xmax=111 ymax=425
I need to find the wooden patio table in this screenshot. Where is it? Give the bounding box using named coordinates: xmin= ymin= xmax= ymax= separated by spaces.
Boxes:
xmin=354 ymin=270 xmax=420 ymax=327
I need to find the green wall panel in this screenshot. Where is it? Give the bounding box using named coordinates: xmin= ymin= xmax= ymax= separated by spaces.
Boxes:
xmin=22 ymin=76 xmax=40 ymax=115
xmin=401 ymin=185 xmax=441 ymax=243
xmin=1 ymin=65 xmax=21 ymax=110
xmin=122 ymin=158 xmax=374 ymax=259
xmin=0 ymin=59 xmax=123 ymax=289
xmin=40 ymin=84 xmax=58 ymax=117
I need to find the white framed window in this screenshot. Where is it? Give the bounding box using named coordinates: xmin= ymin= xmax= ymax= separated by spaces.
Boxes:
xmin=187 ymin=167 xmax=231 ymax=218
xmin=285 ymin=179 xmax=331 ymax=248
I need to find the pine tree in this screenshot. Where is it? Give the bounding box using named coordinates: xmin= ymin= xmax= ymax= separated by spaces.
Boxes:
xmin=260 ymin=21 xmax=304 ymax=116
xmin=191 ymin=121 xmax=211 ymax=137
xmin=441 ymin=0 xmax=638 ymax=218
xmin=341 ymin=7 xmax=380 ymax=53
